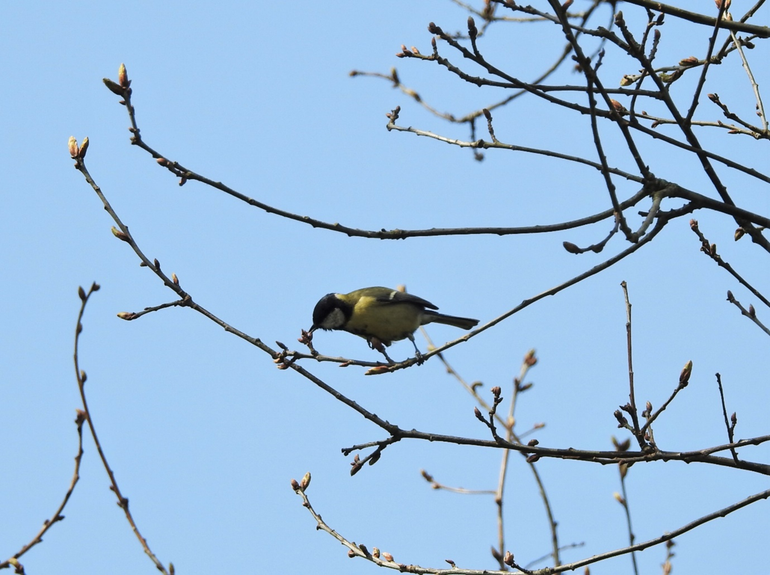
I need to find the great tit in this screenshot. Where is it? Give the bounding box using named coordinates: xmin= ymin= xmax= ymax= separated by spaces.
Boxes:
xmin=309 ymin=287 xmax=478 ymax=362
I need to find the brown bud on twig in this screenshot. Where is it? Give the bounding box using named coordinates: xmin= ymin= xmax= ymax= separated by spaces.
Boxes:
xmin=300 ymin=471 xmax=311 ymax=491
xmin=350 ymin=454 xmax=362 ymax=476
xmin=524 ymin=349 xmax=537 ymax=366
xmin=103 ymin=77 xmax=124 ymax=95
xmin=290 ymin=478 xmax=300 ymax=491
xmin=609 ymin=99 xmax=628 ymax=114
xmin=563 ymin=241 xmax=581 ymax=254
xmin=118 ymin=63 xmax=129 ymax=88
xmin=68 ymin=136 xmax=79 ymax=158
xmin=749 ymin=304 xmax=756 ymax=318
xmin=365 ymin=365 xmax=391 ymax=376
xmin=734 ymin=227 xmax=745 ymax=241
xmin=612 ymin=437 xmax=631 ymax=451
xmin=679 ymin=56 xmax=698 ymax=67
xmin=679 ymin=360 xmax=693 ymax=386
xmin=78 ymin=137 xmax=89 ymax=159
xmin=111 ymin=226 xmax=131 ymax=243
xmin=78 ymin=286 xmax=87 ymax=301
xmin=467 ymin=16 xmax=478 ymax=40
xmin=382 ymin=552 xmax=394 ymax=562
xmin=504 ymin=551 xmax=515 ymax=567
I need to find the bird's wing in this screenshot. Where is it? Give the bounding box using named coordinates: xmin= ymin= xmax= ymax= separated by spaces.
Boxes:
xmin=374 ymin=289 xmax=438 ymax=310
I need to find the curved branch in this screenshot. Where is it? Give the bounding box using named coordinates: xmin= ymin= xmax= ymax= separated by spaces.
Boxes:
xmin=0 ymin=404 xmax=85 ymax=571
xmin=615 ymin=0 xmax=770 ymax=37
xmin=72 ymin=283 xmax=171 ymax=574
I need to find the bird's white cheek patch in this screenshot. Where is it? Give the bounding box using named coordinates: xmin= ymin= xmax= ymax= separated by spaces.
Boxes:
xmin=320 ymin=308 xmax=347 ymax=330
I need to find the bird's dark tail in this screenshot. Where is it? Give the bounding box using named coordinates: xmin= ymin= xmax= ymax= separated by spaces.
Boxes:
xmin=422 ymin=311 xmax=479 ymax=330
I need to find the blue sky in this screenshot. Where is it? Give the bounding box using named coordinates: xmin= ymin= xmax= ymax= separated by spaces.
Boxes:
xmin=2 ymin=2 xmax=769 ymax=574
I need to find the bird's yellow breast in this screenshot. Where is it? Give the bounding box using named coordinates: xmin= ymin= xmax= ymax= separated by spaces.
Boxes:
xmin=343 ymin=295 xmax=423 ymax=345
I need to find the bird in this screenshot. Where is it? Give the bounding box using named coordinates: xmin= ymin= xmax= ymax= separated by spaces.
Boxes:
xmin=309 ymin=287 xmax=478 ymax=363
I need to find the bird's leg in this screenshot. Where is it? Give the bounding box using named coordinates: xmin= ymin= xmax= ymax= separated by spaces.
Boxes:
xmin=408 ymin=335 xmax=424 ymax=365
xmin=369 ymin=336 xmax=395 ymax=365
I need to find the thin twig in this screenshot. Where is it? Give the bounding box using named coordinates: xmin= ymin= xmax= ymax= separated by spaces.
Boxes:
xmin=616 ymin=464 xmax=639 ymax=575
xmin=620 ymin=281 xmax=645 ymax=447
xmin=72 ymin=283 xmax=171 ymax=574
xmin=0 ymin=401 xmax=86 ymax=572
xmin=293 ymin=475 xmax=770 ymax=575
xmin=715 ymin=373 xmax=740 ymax=464
xmin=615 ymin=0 xmax=770 ymax=37
xmin=727 ymin=28 xmax=767 ymax=132
xmin=689 ymin=220 xmax=770 ymax=309
xmin=726 ymin=291 xmax=770 ymax=337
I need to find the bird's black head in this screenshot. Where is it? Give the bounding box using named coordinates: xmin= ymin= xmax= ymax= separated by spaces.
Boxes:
xmin=311 ymin=293 xmax=351 ymax=332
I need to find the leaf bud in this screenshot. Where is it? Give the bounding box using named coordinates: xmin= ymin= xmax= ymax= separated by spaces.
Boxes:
xmin=79 ymin=137 xmax=89 ymax=159
xmin=467 ymin=16 xmax=478 ymax=40
xmin=111 ymin=226 xmax=130 ymax=242
xmin=563 ymin=241 xmax=581 ymax=254
xmin=118 ymin=63 xmax=129 ymax=88
xmin=68 ymin=136 xmax=79 ymax=158
xmin=679 ymin=360 xmax=693 ymax=386
xmin=103 ymin=77 xmax=124 ymax=95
